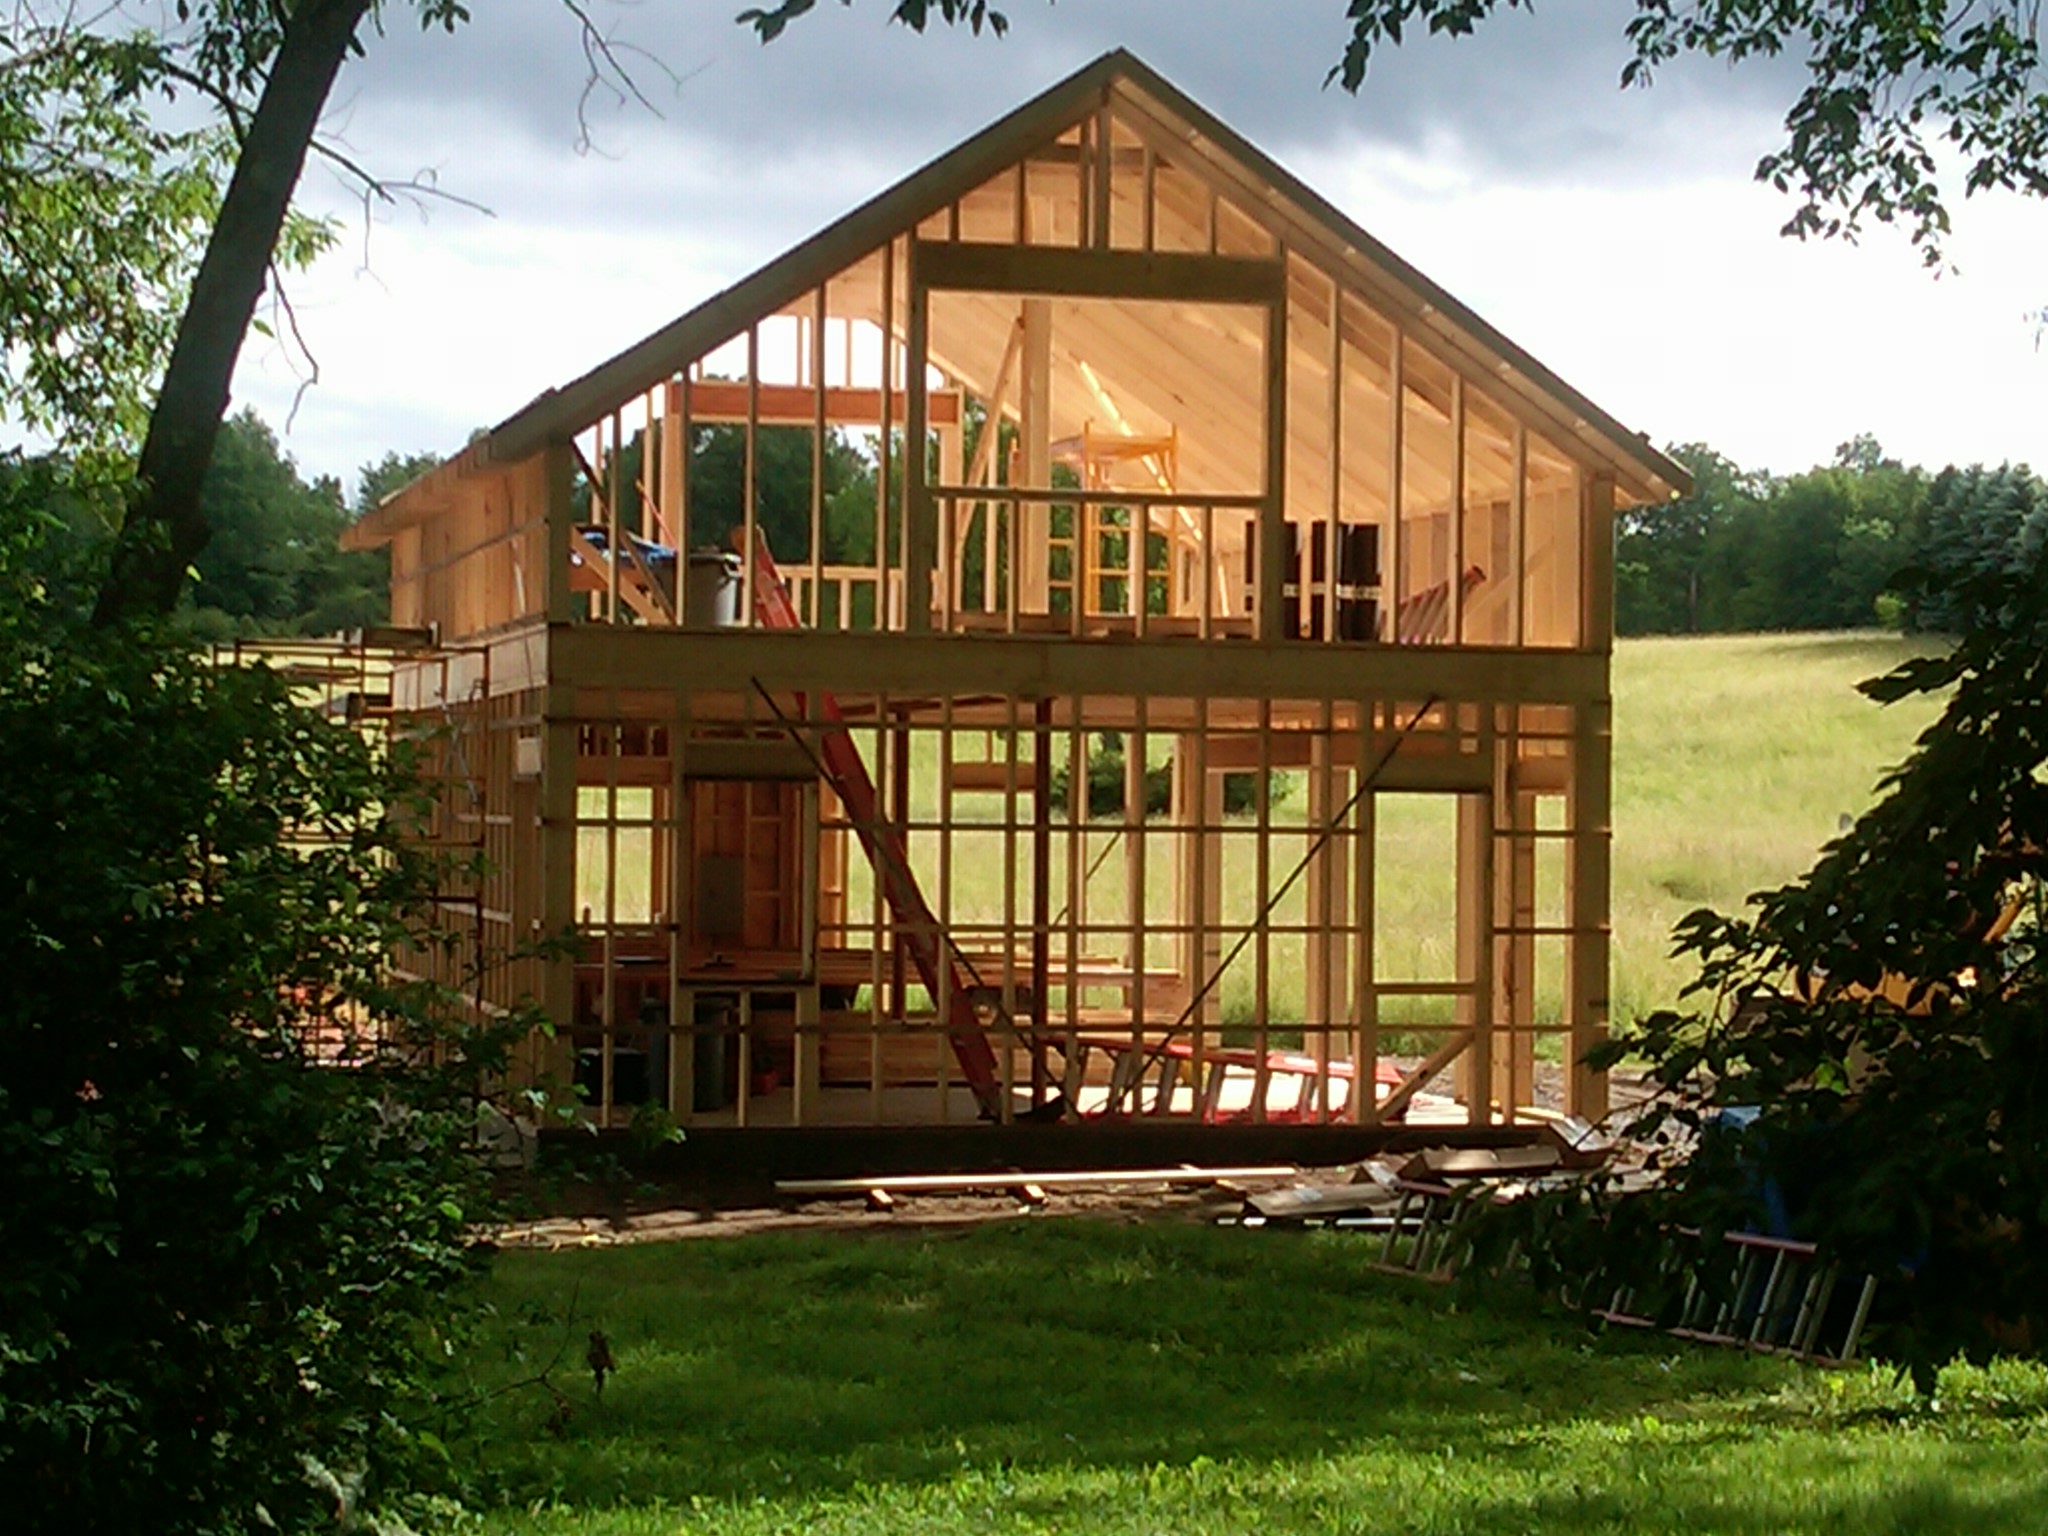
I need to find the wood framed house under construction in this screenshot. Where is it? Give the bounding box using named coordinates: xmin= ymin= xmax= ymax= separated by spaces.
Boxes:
xmin=343 ymin=51 xmax=1687 ymax=1140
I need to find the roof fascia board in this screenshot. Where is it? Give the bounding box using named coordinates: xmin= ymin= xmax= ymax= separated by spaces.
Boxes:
xmin=342 ymin=440 xmax=493 ymax=549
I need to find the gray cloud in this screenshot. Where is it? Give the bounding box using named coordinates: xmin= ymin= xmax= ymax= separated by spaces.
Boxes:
xmin=336 ymin=0 xmax=1801 ymax=196
xmin=253 ymin=0 xmax=1827 ymax=489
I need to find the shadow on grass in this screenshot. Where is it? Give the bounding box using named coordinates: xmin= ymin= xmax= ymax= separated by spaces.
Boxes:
xmin=467 ymin=1221 xmax=1795 ymax=1511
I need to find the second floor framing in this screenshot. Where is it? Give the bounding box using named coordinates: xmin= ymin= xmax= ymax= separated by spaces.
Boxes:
xmin=345 ymin=51 xmax=1686 ymax=660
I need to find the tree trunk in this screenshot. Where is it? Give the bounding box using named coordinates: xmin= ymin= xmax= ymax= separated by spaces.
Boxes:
xmin=93 ymin=0 xmax=372 ymax=625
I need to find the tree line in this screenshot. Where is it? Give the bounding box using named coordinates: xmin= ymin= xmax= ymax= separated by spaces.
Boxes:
xmin=1617 ymin=435 xmax=2046 ymax=638
xmin=26 ymin=410 xmax=2037 ymax=645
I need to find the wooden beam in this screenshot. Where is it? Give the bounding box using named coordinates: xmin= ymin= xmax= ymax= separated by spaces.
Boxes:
xmin=916 ymin=239 xmax=1285 ymax=306
xmin=776 ymin=1166 xmax=1298 ymax=1196
xmin=678 ymin=380 xmax=963 ymax=429
xmin=548 ymin=625 xmax=1610 ymax=705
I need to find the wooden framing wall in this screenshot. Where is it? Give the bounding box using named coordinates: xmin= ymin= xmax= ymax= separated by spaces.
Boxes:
xmin=535 ymin=654 xmax=1601 ymax=1129
xmin=345 ymin=54 xmax=1682 ymax=1135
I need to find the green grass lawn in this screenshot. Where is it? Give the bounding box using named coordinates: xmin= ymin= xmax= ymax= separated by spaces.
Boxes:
xmin=579 ymin=631 xmax=1943 ymax=1029
xmin=459 ymin=1223 xmax=2048 ymax=1535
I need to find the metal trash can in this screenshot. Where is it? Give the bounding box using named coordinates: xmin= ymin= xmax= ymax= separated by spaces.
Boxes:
xmin=683 ymin=550 xmax=744 ymax=628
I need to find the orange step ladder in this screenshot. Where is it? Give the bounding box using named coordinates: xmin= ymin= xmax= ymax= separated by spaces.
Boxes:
xmin=739 ymin=533 xmax=1008 ymax=1119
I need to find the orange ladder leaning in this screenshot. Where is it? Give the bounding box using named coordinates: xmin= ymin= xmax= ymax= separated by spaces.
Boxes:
xmin=738 ymin=532 xmax=1008 ymax=1119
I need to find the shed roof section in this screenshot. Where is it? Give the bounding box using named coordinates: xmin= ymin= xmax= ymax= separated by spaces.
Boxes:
xmin=360 ymin=48 xmax=1684 ymax=547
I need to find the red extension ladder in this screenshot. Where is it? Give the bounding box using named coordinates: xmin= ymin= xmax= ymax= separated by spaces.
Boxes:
xmin=740 ymin=533 xmax=1008 ymax=1119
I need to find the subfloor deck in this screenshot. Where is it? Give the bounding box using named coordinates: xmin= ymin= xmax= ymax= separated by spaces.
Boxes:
xmin=679 ymin=1077 xmax=1467 ymax=1130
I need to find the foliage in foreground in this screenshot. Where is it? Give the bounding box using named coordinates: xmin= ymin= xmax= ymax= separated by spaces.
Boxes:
xmin=1497 ymin=550 xmax=2048 ymax=1381
xmin=0 ymin=514 xmax=526 ymax=1532
xmin=459 ymin=1228 xmax=2048 ymax=1535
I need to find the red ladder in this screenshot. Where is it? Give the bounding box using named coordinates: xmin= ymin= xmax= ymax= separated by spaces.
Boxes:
xmin=739 ymin=533 xmax=1007 ymax=1118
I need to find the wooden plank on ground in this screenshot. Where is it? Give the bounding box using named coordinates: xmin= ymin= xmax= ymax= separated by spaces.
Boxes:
xmin=776 ymin=1165 xmax=1299 ymax=1197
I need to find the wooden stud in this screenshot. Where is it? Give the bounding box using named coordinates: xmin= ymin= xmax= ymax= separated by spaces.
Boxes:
xmin=812 ymin=290 xmax=829 ymax=623
xmin=1019 ymin=300 xmax=1052 ymax=616
xmin=744 ymin=329 xmax=761 ymax=619
xmin=544 ymin=442 xmax=576 ymax=625
xmin=904 ymin=242 xmax=933 ymax=634
xmin=1386 ymin=333 xmax=1405 ymax=632
xmin=1251 ymin=698 xmax=1272 ymax=1122
xmin=1350 ymin=701 xmax=1377 ymax=1124
xmin=1091 ymin=98 xmax=1113 ymax=251
xmin=1257 ymin=277 xmax=1288 ymax=641
xmin=1510 ymin=423 xmax=1528 ymax=650
xmin=1031 ymin=697 xmax=1053 ymax=1113
xmin=877 ymin=244 xmax=895 ymax=630
xmin=1449 ymin=374 xmax=1466 ymax=645
xmin=1325 ymin=274 xmax=1344 ymax=645
xmin=678 ymin=373 xmax=695 ymax=626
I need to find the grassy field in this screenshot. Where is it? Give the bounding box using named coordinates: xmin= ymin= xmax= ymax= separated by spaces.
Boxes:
xmin=1608 ymin=630 xmax=1941 ymax=1021
xmin=457 ymin=1223 xmax=2048 ymax=1535
xmin=579 ymin=631 xmax=1943 ymax=1028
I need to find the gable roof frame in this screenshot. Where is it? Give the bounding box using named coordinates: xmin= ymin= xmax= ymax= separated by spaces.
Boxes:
xmin=466 ymin=49 xmax=1686 ymax=504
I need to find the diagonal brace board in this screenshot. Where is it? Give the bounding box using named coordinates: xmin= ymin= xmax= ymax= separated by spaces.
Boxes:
xmin=739 ymin=530 xmax=1006 ymax=1118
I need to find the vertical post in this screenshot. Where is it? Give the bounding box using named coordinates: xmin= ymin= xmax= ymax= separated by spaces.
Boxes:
xmin=604 ymin=416 xmax=621 ymax=625
xmin=1350 ymin=702 xmax=1377 ymax=1124
xmin=1456 ymin=789 xmax=1494 ymax=1124
xmin=904 ymin=244 xmax=934 ymax=633
xmin=795 ymin=767 xmax=821 ymax=1125
xmin=1063 ymin=709 xmax=1084 ymax=1106
xmin=1306 ymin=714 xmax=1345 ymax=1120
xmin=1571 ymin=472 xmax=1617 ymax=1117
xmin=600 ymin=704 xmax=620 ymax=1125
xmin=1510 ymin=424 xmax=1528 ymax=649
xmin=1140 ymin=145 xmax=1156 ymax=252
xmin=677 ymin=372 xmax=694 ymax=627
xmin=540 ymin=686 xmax=579 ymax=1106
xmin=1019 ymin=299 xmax=1052 ymax=616
xmin=1386 ymin=333 xmax=1404 ymax=638
xmin=938 ymin=416 xmax=964 ymax=624
xmin=811 ymin=288 xmax=828 ymax=624
xmin=1251 ymin=699 xmax=1272 ymax=1121
xmin=1127 ymin=695 xmax=1150 ymax=1105
xmin=876 ymin=243 xmax=895 ymax=628
xmin=543 ymin=441 xmax=576 ymax=625
xmin=1031 ymin=697 xmax=1054 ymax=1111
xmin=1090 ymin=98 xmax=1112 ymax=250
xmin=667 ymin=695 xmax=691 ymax=1119
xmin=659 ymin=379 xmax=683 ymax=557
xmin=1001 ymin=694 xmax=1021 ymax=1124
xmin=1584 ymin=471 xmax=1616 ymax=654
xmin=1569 ymin=699 xmax=1614 ymax=1121
xmin=867 ymin=696 xmax=888 ymax=1122
xmin=1257 ymin=275 xmax=1288 ymax=640
xmin=1198 ymin=707 xmax=1223 ymax=1080
xmin=937 ymin=700 xmax=955 ymax=1121
xmin=1449 ymin=375 xmax=1466 ymax=644
xmin=744 ymin=328 xmax=760 ymax=620
xmin=1325 ymin=277 xmax=1344 ymax=644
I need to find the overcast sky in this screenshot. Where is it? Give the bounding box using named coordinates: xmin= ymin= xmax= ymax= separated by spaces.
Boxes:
xmin=227 ymin=0 xmax=2048 ymax=497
